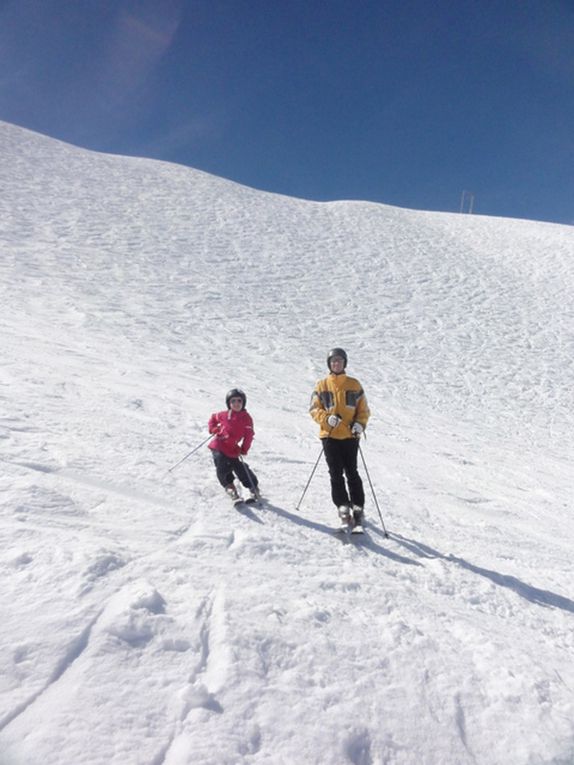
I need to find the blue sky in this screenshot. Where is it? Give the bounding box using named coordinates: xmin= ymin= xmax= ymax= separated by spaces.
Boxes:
xmin=1 ymin=0 xmax=573 ymax=225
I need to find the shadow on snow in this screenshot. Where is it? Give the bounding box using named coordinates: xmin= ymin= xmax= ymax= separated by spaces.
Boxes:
xmin=255 ymin=502 xmax=420 ymax=566
xmin=391 ymin=532 xmax=574 ymax=615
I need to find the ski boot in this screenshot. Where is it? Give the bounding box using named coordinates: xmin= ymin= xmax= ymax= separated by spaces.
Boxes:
xmin=247 ymin=486 xmax=261 ymax=503
xmin=225 ymin=484 xmax=241 ymax=504
xmin=351 ymin=505 xmax=365 ymax=534
xmin=338 ymin=504 xmax=352 ymax=532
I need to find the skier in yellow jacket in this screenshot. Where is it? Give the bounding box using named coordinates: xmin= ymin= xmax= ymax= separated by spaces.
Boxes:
xmin=309 ymin=348 xmax=370 ymax=530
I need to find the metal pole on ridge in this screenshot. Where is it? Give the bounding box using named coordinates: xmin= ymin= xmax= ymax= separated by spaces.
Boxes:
xmin=358 ymin=443 xmax=389 ymax=537
xmin=167 ymin=434 xmax=213 ymax=474
xmin=295 ymin=446 xmax=324 ymax=511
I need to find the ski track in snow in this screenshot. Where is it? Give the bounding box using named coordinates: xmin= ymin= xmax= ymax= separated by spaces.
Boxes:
xmin=1 ymin=121 xmax=573 ymax=764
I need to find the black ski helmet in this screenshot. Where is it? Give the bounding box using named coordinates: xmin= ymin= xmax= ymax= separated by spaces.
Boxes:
xmin=327 ymin=347 xmax=348 ymax=370
xmin=225 ymin=388 xmax=247 ymax=409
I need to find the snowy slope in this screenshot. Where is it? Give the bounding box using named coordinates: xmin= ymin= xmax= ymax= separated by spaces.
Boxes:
xmin=1 ymin=121 xmax=573 ymax=765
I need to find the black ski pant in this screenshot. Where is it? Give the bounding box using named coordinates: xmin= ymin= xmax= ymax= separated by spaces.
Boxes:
xmin=322 ymin=437 xmax=365 ymax=508
xmin=212 ymin=450 xmax=258 ymax=490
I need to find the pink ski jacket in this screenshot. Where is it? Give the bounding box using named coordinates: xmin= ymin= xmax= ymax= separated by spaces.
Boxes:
xmin=208 ymin=409 xmax=254 ymax=458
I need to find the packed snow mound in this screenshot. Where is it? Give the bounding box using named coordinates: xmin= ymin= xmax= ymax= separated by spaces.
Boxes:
xmin=1 ymin=121 xmax=573 ymax=765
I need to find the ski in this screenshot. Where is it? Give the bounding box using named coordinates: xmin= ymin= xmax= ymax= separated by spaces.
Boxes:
xmin=230 ymin=495 xmax=262 ymax=508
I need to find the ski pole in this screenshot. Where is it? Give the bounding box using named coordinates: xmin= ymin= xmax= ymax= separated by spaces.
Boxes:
xmin=238 ymin=455 xmax=260 ymax=499
xmin=167 ymin=434 xmax=213 ymax=473
xmin=358 ymin=443 xmax=389 ymax=537
xmin=295 ymin=445 xmax=324 ymax=511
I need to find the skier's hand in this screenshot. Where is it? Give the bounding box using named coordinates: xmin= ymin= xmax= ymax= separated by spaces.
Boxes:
xmin=327 ymin=415 xmax=341 ymax=428
xmin=351 ymin=422 xmax=364 ymax=436
xmin=210 ymin=423 xmax=221 ymax=435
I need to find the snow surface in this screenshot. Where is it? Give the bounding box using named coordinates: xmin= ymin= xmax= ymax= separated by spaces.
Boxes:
xmin=1 ymin=120 xmax=573 ymax=765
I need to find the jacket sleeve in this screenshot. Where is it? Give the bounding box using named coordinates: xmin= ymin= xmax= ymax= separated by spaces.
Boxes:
xmin=309 ymin=384 xmax=329 ymax=428
xmin=208 ymin=413 xmax=220 ymax=434
xmin=354 ymin=388 xmax=370 ymax=428
xmin=240 ymin=414 xmax=254 ymax=454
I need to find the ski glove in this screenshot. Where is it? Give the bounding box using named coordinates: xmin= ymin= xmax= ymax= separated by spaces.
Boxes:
xmin=351 ymin=422 xmax=364 ymax=435
xmin=327 ymin=415 xmax=341 ymax=428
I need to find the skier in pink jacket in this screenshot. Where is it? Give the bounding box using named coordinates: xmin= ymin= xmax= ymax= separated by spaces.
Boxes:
xmin=208 ymin=388 xmax=260 ymax=502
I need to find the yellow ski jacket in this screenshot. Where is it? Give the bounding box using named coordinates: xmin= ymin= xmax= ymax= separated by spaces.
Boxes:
xmin=310 ymin=372 xmax=370 ymax=439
